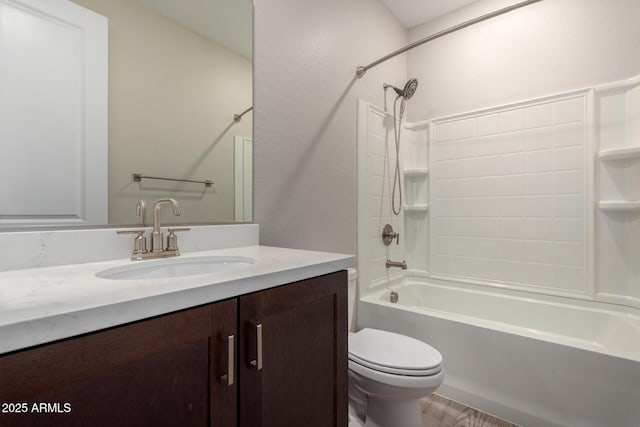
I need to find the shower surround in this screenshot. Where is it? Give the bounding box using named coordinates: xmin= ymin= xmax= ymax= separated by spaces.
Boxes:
xmin=356 ymin=74 xmax=640 ymax=426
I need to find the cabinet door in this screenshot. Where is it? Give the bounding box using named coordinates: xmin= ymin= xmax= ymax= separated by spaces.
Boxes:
xmin=0 ymin=300 xmax=237 ymax=427
xmin=239 ymin=271 xmax=348 ymax=427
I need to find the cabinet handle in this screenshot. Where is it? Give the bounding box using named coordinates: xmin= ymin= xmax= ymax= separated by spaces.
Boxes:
xmin=220 ymin=334 xmax=235 ymax=386
xmin=249 ymin=323 xmax=263 ymax=370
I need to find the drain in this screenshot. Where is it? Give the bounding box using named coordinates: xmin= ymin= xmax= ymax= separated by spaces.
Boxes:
xmin=389 ymin=291 xmax=399 ymax=303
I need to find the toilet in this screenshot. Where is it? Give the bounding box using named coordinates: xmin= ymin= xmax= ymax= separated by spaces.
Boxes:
xmin=347 ymin=269 xmax=444 ymax=427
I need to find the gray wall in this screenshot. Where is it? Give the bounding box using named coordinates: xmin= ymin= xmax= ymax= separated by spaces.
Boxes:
xmin=253 ymin=0 xmax=407 ymax=254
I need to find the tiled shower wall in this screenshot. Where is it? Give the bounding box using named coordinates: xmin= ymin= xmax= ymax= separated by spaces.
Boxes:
xmin=431 ymin=93 xmax=589 ymax=295
xmin=358 ymin=102 xmax=404 ymax=290
xmin=360 ymin=78 xmax=639 ymax=309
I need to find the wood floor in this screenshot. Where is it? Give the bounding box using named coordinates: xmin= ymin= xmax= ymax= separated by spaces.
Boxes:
xmin=421 ymin=394 xmax=519 ymax=427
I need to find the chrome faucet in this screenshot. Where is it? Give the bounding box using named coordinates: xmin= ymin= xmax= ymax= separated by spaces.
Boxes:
xmin=151 ymin=198 xmax=181 ymax=253
xmin=117 ymin=198 xmax=190 ymax=260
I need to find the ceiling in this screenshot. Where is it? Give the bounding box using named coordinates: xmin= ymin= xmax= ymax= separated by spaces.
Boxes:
xmin=138 ymin=0 xmax=480 ymax=58
xmin=379 ymin=0 xmax=479 ymax=29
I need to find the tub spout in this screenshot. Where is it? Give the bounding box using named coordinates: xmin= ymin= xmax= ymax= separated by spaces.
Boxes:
xmin=386 ymin=259 xmax=407 ymax=270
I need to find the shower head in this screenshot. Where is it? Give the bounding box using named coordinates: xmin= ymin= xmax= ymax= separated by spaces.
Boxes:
xmin=402 ymin=78 xmax=418 ymax=99
xmin=383 ymin=78 xmax=419 ymax=100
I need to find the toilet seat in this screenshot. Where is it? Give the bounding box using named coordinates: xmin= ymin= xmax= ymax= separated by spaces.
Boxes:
xmin=348 ymin=328 xmax=442 ymax=377
xmin=349 ymin=353 xmax=442 ymax=376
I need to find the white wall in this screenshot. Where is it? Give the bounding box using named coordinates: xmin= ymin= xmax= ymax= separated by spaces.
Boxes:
xmin=407 ymin=0 xmax=640 ymax=121
xmin=253 ymin=0 xmax=407 ymax=254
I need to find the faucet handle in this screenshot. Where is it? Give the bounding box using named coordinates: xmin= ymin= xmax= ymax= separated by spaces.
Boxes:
xmin=382 ymin=224 xmax=400 ymax=246
xmin=166 ymin=228 xmax=191 ymax=252
xmin=117 ymin=229 xmax=148 ymax=260
xmin=117 ymin=229 xmax=147 ymax=235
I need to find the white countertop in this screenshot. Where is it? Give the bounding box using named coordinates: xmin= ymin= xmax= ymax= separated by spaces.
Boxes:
xmin=0 ymin=245 xmax=354 ymax=354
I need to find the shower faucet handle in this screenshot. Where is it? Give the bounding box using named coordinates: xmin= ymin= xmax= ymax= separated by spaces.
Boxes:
xmin=382 ymin=224 xmax=400 ymax=246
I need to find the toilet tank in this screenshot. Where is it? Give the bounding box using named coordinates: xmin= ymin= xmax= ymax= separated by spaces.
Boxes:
xmin=347 ymin=268 xmax=357 ymax=332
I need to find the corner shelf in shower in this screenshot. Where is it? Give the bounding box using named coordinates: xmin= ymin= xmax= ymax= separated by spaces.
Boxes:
xmin=403 ymin=168 xmax=429 ymax=177
xmin=598 ymin=201 xmax=640 ymax=211
xmin=599 ymin=146 xmax=640 ymax=161
xmin=403 ymin=204 xmax=429 ymax=212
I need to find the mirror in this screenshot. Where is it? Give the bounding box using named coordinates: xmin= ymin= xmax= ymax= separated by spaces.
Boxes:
xmin=0 ymin=0 xmax=252 ymax=229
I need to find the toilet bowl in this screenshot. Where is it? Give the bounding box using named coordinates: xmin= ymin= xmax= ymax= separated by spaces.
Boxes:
xmin=346 ymin=269 xmax=444 ymax=427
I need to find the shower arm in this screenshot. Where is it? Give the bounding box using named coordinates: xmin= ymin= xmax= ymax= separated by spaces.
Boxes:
xmin=356 ymin=0 xmax=543 ymax=78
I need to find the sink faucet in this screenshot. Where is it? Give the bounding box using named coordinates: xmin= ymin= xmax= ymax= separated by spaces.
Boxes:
xmin=151 ymin=198 xmax=181 ymax=253
xmin=117 ymin=198 xmax=190 ymax=260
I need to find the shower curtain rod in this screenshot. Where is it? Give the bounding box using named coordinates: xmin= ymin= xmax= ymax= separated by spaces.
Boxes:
xmin=233 ymin=106 xmax=253 ymax=123
xmin=355 ymin=0 xmax=543 ymax=78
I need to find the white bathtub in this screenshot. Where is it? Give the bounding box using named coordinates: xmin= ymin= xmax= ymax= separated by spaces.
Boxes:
xmin=358 ymin=279 xmax=640 ymax=427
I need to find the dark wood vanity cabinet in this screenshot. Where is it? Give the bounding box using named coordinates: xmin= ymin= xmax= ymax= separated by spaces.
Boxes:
xmin=239 ymin=271 xmax=348 ymax=427
xmin=0 ymin=299 xmax=237 ymax=427
xmin=0 ymin=271 xmax=347 ymax=427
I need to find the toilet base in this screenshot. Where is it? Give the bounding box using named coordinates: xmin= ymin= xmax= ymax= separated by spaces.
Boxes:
xmin=364 ymin=397 xmax=423 ymax=427
xmin=348 ymin=402 xmax=365 ymax=427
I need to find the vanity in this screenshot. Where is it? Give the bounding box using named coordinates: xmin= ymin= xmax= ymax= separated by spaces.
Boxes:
xmin=0 ymin=0 xmax=353 ymax=423
xmin=0 ymin=1 xmax=351 ymax=424
xmin=0 ymin=225 xmax=354 ymax=426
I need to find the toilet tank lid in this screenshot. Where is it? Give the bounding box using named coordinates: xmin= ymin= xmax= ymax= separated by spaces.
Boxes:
xmin=348 ymin=328 xmax=442 ymax=370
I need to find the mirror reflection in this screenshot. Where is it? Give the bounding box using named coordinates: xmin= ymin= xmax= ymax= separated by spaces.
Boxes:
xmin=0 ymin=0 xmax=252 ymax=228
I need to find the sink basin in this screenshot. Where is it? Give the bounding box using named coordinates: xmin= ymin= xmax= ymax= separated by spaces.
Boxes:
xmin=96 ymin=255 xmax=256 ymax=280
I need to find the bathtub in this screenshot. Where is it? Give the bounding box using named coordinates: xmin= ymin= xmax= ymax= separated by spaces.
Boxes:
xmin=357 ymin=278 xmax=640 ymax=427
